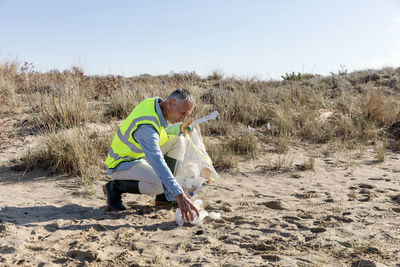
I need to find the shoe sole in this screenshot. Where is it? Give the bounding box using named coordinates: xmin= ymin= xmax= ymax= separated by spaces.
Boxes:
xmin=154 ymin=201 xmax=179 ymax=207
xmin=154 ymin=201 xmax=172 ymax=207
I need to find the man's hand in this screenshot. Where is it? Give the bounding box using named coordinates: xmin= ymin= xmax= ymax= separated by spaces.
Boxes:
xmin=175 ymin=193 xmax=200 ymax=222
xmin=180 ymin=118 xmax=194 ymax=134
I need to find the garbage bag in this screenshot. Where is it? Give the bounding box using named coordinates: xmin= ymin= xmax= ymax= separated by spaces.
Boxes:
xmin=174 ymin=125 xmax=219 ymax=197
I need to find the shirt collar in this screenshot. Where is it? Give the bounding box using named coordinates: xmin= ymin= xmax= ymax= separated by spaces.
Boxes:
xmin=155 ymin=98 xmax=168 ymax=127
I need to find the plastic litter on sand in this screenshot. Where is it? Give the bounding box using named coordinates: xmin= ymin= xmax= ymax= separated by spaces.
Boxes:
xmin=175 ymin=199 xmax=221 ymax=226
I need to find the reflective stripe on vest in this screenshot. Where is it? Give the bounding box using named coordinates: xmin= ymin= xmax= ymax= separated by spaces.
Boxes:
xmin=108 ymin=146 xmax=137 ymax=162
xmin=116 ymin=115 xmax=159 ymax=153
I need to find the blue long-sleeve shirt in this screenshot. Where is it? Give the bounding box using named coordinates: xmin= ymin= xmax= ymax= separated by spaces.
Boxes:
xmin=107 ymin=98 xmax=183 ymax=201
xmin=133 ymin=125 xmax=183 ymax=200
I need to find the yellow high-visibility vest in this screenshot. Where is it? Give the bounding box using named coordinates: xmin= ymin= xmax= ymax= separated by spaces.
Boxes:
xmin=106 ymin=97 xmax=168 ymax=169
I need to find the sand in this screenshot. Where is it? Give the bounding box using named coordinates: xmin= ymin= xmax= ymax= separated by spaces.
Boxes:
xmin=1 ymin=116 xmax=400 ymax=266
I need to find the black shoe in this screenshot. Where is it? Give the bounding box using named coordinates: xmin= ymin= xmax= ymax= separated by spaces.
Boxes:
xmin=154 ymin=193 xmax=178 ymax=207
xmin=103 ymin=180 xmax=141 ymax=211
xmin=103 ymin=182 xmax=126 ymax=211
xmin=155 ymin=193 xmax=170 ymax=206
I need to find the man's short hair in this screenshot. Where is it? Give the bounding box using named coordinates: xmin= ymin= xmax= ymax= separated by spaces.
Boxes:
xmin=167 ymin=89 xmax=195 ymax=105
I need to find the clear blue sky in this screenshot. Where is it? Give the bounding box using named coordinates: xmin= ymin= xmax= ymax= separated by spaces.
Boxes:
xmin=1 ymin=0 xmax=400 ymax=79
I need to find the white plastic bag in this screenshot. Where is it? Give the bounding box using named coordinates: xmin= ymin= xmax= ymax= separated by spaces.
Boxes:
xmin=174 ymin=126 xmax=219 ymax=197
xmin=175 ymin=199 xmax=221 ymax=226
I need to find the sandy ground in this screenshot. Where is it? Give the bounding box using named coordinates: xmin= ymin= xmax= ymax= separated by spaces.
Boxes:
xmin=1 ymin=116 xmax=400 ymax=266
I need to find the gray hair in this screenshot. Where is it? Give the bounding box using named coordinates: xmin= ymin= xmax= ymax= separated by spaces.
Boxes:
xmin=167 ymin=88 xmax=195 ymax=105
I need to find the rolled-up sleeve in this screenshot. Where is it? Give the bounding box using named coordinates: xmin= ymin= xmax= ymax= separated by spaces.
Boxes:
xmin=133 ymin=125 xmax=183 ymax=200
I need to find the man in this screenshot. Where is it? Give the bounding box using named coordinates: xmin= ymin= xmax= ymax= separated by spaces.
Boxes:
xmin=104 ymin=89 xmax=199 ymax=222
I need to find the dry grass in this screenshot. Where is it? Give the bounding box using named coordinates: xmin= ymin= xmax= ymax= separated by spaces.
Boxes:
xmin=0 ymin=62 xmax=22 ymax=114
xmin=365 ymin=88 xmax=400 ymax=126
xmin=205 ymin=130 xmax=258 ymax=171
xmin=266 ymin=153 xmax=294 ymax=170
xmin=226 ymin=132 xmax=258 ymax=156
xmin=375 ymin=139 xmax=387 ymax=162
xmin=205 ymin=142 xmax=238 ymax=171
xmin=28 ymin=89 xmax=100 ymax=131
xmin=302 ymin=156 xmax=316 ymax=171
xmin=1 ymin=60 xmax=399 ymax=179
xmin=105 ymin=86 xmax=148 ymax=119
xmin=24 ymin=127 xmax=112 ymax=192
xmin=274 ymin=135 xmax=290 ymax=154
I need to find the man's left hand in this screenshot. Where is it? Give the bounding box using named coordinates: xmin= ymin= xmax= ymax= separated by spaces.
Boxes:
xmin=180 ymin=118 xmax=194 ymax=134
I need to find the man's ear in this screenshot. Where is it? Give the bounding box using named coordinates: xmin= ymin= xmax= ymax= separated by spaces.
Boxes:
xmin=167 ymin=98 xmax=175 ymax=107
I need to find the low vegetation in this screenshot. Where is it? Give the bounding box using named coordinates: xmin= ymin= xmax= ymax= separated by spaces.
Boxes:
xmin=1 ymin=61 xmax=400 ymax=186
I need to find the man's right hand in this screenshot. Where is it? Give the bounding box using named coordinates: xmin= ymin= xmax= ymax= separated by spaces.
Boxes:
xmin=175 ymin=193 xmax=199 ymax=222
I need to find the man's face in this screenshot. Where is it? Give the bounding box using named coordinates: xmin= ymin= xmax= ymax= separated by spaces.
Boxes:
xmin=166 ymin=99 xmax=194 ymax=124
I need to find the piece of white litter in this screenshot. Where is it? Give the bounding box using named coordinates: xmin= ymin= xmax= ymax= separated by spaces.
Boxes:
xmin=267 ymin=122 xmax=271 ymax=130
xmin=318 ymin=111 xmax=334 ymax=123
xmin=247 ymin=125 xmax=256 ymax=133
xmin=192 ymin=111 xmax=218 ymax=126
xmin=209 ymin=212 xmax=221 ymax=220
xmin=366 ymin=148 xmax=375 ymax=152
xmin=175 ymin=199 xmax=222 ymax=226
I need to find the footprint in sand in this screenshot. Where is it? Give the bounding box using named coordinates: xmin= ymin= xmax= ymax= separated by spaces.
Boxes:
xmin=293 ymin=191 xmax=320 ymax=199
xmin=391 ymin=195 xmax=400 ymax=213
xmin=262 ymin=254 xmax=281 ymax=262
xmin=348 ymin=184 xmax=378 ymax=202
xmin=222 ymin=215 xmax=246 ymax=225
xmin=0 ymin=246 xmax=16 ymax=254
xmin=309 ymin=227 xmax=326 ymax=233
xmin=358 ymin=183 xmax=375 ymax=189
xmin=368 ymin=177 xmax=391 ymax=182
xmin=66 ymin=250 xmax=98 ymax=263
xmin=205 ymin=201 xmax=233 ymax=212
xmin=358 ymin=189 xmax=375 ymax=202
xmin=332 ymin=215 xmax=354 ymax=223
xmin=304 ymin=235 xmax=318 ymax=242
xmin=282 ymin=216 xmax=309 ymax=230
xmin=314 ymin=214 xmax=354 ymax=228
xmin=259 ymin=200 xmax=285 ymax=210
xmin=324 ymin=192 xmax=334 ymax=203
xmin=350 ymin=259 xmax=376 ymax=267
xmin=239 ymin=241 xmax=277 ymax=252
xmin=53 ymin=257 xmax=69 ymax=264
xmin=391 ymin=194 xmax=400 ymax=205
xmin=392 ymin=207 xmax=400 ymax=213
xmin=313 ymin=218 xmax=337 ymax=228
